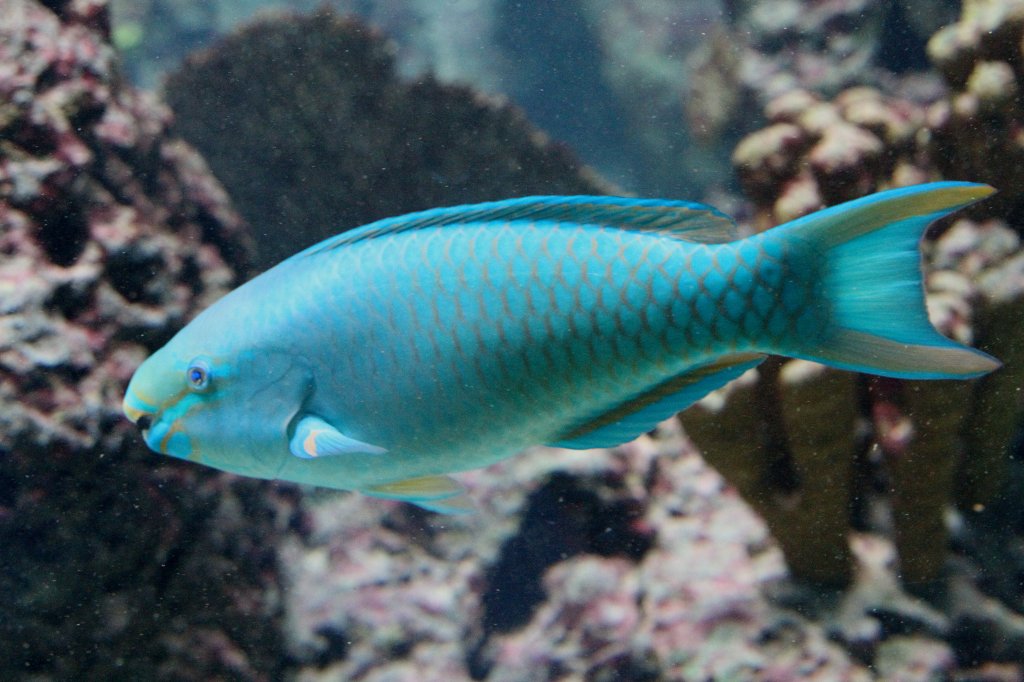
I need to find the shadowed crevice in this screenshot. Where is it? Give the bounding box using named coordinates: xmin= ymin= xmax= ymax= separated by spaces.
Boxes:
xmin=467 ymin=471 xmax=653 ymax=679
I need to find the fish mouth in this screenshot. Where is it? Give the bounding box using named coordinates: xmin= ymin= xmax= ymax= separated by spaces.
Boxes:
xmin=123 ymin=391 xmax=159 ymax=436
xmin=124 ymin=390 xmax=194 ymax=459
xmin=124 ymin=402 xmax=151 ymax=425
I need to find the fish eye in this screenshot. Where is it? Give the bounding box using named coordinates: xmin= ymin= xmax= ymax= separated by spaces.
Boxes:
xmin=186 ymin=358 xmax=212 ymax=392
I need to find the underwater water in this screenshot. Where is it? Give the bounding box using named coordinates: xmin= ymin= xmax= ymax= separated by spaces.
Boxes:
xmin=4 ymin=0 xmax=1024 ymax=680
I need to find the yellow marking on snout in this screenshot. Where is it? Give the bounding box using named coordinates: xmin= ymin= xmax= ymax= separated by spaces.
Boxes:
xmin=127 ymin=385 xmax=190 ymax=420
xmin=124 ymin=403 xmax=148 ymax=424
xmin=126 ymin=387 xmax=161 ymax=412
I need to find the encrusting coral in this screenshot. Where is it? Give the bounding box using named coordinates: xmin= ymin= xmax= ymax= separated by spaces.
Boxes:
xmin=732 ymin=86 xmax=932 ymax=228
xmin=281 ymin=424 xmax=909 ymax=681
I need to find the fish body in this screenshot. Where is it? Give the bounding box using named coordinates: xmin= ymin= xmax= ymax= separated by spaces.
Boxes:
xmin=123 ymin=183 xmax=1000 ymax=512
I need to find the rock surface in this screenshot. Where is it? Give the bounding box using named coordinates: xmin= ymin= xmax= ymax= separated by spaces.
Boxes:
xmin=0 ymin=2 xmax=289 ymax=679
xmin=283 ymin=424 xmax=880 ymax=681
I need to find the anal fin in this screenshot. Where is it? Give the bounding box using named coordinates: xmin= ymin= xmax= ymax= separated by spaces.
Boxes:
xmin=362 ymin=475 xmax=474 ymax=515
xmin=552 ymin=353 xmax=766 ymax=449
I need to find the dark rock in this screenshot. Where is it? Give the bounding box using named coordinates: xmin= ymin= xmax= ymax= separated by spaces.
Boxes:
xmin=0 ymin=2 xmax=291 ymax=679
xmin=163 ymin=9 xmax=611 ymax=271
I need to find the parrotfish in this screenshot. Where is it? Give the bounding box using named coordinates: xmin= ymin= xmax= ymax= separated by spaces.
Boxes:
xmin=123 ymin=182 xmax=1000 ymax=513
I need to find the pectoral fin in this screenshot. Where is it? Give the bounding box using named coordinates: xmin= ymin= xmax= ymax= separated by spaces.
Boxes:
xmin=289 ymin=415 xmax=387 ymax=459
xmin=362 ymin=475 xmax=474 ymax=515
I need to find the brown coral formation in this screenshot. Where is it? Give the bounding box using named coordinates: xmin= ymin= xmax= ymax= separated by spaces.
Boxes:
xmin=685 ymin=0 xmax=957 ymax=151
xmin=163 ymin=9 xmax=610 ymax=271
xmin=726 ymin=25 xmax=1020 ymax=594
xmin=927 ymin=0 xmax=1024 ymax=224
xmin=0 ymin=1 xmax=291 ymax=678
xmin=682 ymin=359 xmax=860 ymax=585
xmin=732 ymin=86 xmax=932 ymax=229
xmin=720 ymin=12 xmax=1024 ymax=587
xmin=683 ymin=217 xmax=1024 ymax=590
xmin=733 ymin=0 xmax=1024 ymax=230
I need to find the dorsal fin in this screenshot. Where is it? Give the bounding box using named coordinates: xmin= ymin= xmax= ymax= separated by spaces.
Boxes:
xmin=551 ymin=353 xmax=766 ymax=450
xmin=296 ymin=195 xmax=738 ymax=260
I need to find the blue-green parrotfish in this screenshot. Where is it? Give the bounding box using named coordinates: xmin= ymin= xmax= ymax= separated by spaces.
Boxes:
xmin=123 ymin=182 xmax=1000 ymax=513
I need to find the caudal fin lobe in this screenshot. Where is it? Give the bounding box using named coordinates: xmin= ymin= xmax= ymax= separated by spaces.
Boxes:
xmin=781 ymin=182 xmax=1000 ymax=379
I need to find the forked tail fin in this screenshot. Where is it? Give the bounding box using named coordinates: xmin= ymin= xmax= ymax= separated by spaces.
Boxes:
xmin=778 ymin=182 xmax=1000 ymax=379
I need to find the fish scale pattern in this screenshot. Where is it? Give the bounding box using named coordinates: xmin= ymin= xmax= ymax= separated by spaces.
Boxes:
xmin=683 ymin=234 xmax=823 ymax=354
xmin=296 ymin=221 xmax=819 ymax=457
xmin=122 ymin=182 xmax=999 ymax=497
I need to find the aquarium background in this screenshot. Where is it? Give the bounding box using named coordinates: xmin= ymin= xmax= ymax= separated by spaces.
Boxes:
xmin=3 ymin=0 xmax=1024 ymax=679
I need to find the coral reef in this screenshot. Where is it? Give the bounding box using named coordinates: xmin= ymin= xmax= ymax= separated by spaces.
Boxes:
xmin=685 ymin=0 xmax=958 ymax=150
xmin=282 ymin=426 xmax=876 ymax=680
xmin=163 ymin=8 xmax=611 ymax=270
xmin=113 ymin=0 xmax=752 ymax=195
xmin=730 ymin=0 xmax=1024 ymax=229
xmin=726 ymin=0 xmax=960 ymax=90
xmin=682 ymin=358 xmax=859 ymax=585
xmin=109 ymin=0 xmax=979 ymax=202
xmin=720 ymin=5 xmax=1024 ymax=590
xmin=682 ymin=218 xmax=1024 ymax=588
xmin=8 ymin=1 xmax=1024 ymax=679
xmin=726 ymin=0 xmax=887 ymax=97
xmin=117 ymin=0 xmax=964 ymax=199
xmin=732 ymin=86 xmax=932 ymax=228
xmin=282 ymin=421 xmax=1021 ymax=679
xmin=926 ymin=0 xmax=1024 ymax=224
xmin=0 ymin=1 xmax=290 ymax=678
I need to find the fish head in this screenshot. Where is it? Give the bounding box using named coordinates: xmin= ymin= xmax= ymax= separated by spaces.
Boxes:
xmin=123 ymin=322 xmax=313 ymax=478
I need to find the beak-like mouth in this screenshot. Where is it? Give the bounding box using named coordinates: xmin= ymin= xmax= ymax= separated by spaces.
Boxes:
xmin=123 ymin=391 xmax=158 ymax=434
xmin=124 ymin=403 xmax=148 ymax=424
xmin=123 ymin=389 xmax=194 ymax=459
